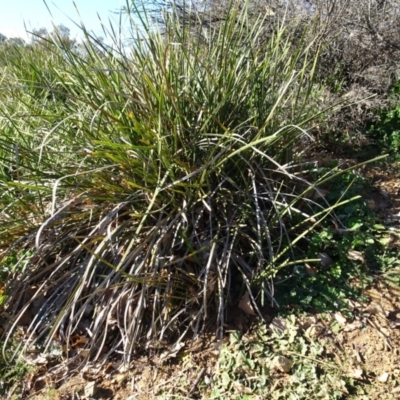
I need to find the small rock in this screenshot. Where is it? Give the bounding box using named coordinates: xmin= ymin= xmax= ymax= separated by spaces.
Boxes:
xmin=269 ymin=317 xmax=287 ymax=334
xmin=114 ymin=373 xmax=126 ymax=384
xmin=305 ymin=324 xmax=324 ymax=338
xmin=348 ymin=367 xmax=364 ymax=380
xmin=377 ymin=372 xmax=389 ymax=383
xmin=318 ymin=252 xmax=332 ymax=268
xmin=84 ymin=382 xmax=97 ymax=398
xmin=271 ymin=356 xmax=292 ymax=373
xmin=376 ymin=342 xmax=384 ymax=351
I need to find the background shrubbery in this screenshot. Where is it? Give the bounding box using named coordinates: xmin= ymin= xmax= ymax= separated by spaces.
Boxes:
xmin=147 ymin=0 xmax=400 ymax=143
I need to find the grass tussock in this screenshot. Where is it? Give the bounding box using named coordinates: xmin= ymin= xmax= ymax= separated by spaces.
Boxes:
xmin=0 ymin=0 xmax=382 ymax=369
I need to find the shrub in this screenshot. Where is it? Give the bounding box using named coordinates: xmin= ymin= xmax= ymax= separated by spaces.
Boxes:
xmin=0 ymin=0 xmax=360 ymax=366
xmin=158 ymin=0 xmax=400 ymax=145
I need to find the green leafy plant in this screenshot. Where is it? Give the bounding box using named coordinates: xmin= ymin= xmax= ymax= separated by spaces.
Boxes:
xmin=210 ymin=318 xmax=348 ymax=399
xmin=366 ymin=82 xmax=400 ymax=158
xmin=273 ymin=166 xmax=385 ymax=313
xmin=0 ymin=341 xmax=35 ymax=398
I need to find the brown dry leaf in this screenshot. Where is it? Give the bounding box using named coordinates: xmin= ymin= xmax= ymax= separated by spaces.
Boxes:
xmin=367 ymin=199 xmax=377 ymax=210
xmin=232 ymin=381 xmax=253 ymax=394
xmin=363 ymin=302 xmax=388 ymax=318
xmin=305 ymin=263 xmax=318 ymax=276
xmin=159 ymin=341 xmax=185 ymax=362
xmin=21 ymin=354 xmax=48 ymax=366
xmin=343 ymin=320 xmax=363 ymax=332
xmin=334 ymin=312 xmax=347 ymax=325
xmin=16 ymin=309 xmax=34 ymax=327
xmin=79 ymin=349 xmax=90 ymax=358
xmin=71 ymin=335 xmax=90 ymax=347
xmin=264 ymin=6 xmax=275 ymax=16
xmin=205 ymin=272 xmax=217 ymax=299
xmin=390 ymin=319 xmax=400 ymax=329
xmin=238 ymin=291 xmax=256 ymax=316
xmin=312 ymin=187 xmax=329 ymax=200
xmin=103 ymin=380 xmax=113 ymax=388
xmin=347 ymin=250 xmax=365 ymax=263
xmin=303 ymin=186 xmax=329 ymax=200
xmin=346 ymin=299 xmax=363 ymax=310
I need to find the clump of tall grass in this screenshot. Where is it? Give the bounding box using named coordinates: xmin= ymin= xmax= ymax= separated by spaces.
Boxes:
xmin=0 ymin=1 xmax=354 ymax=366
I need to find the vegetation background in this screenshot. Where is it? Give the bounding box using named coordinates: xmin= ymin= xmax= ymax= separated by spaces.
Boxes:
xmin=1 ymin=0 xmax=400 ymax=398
